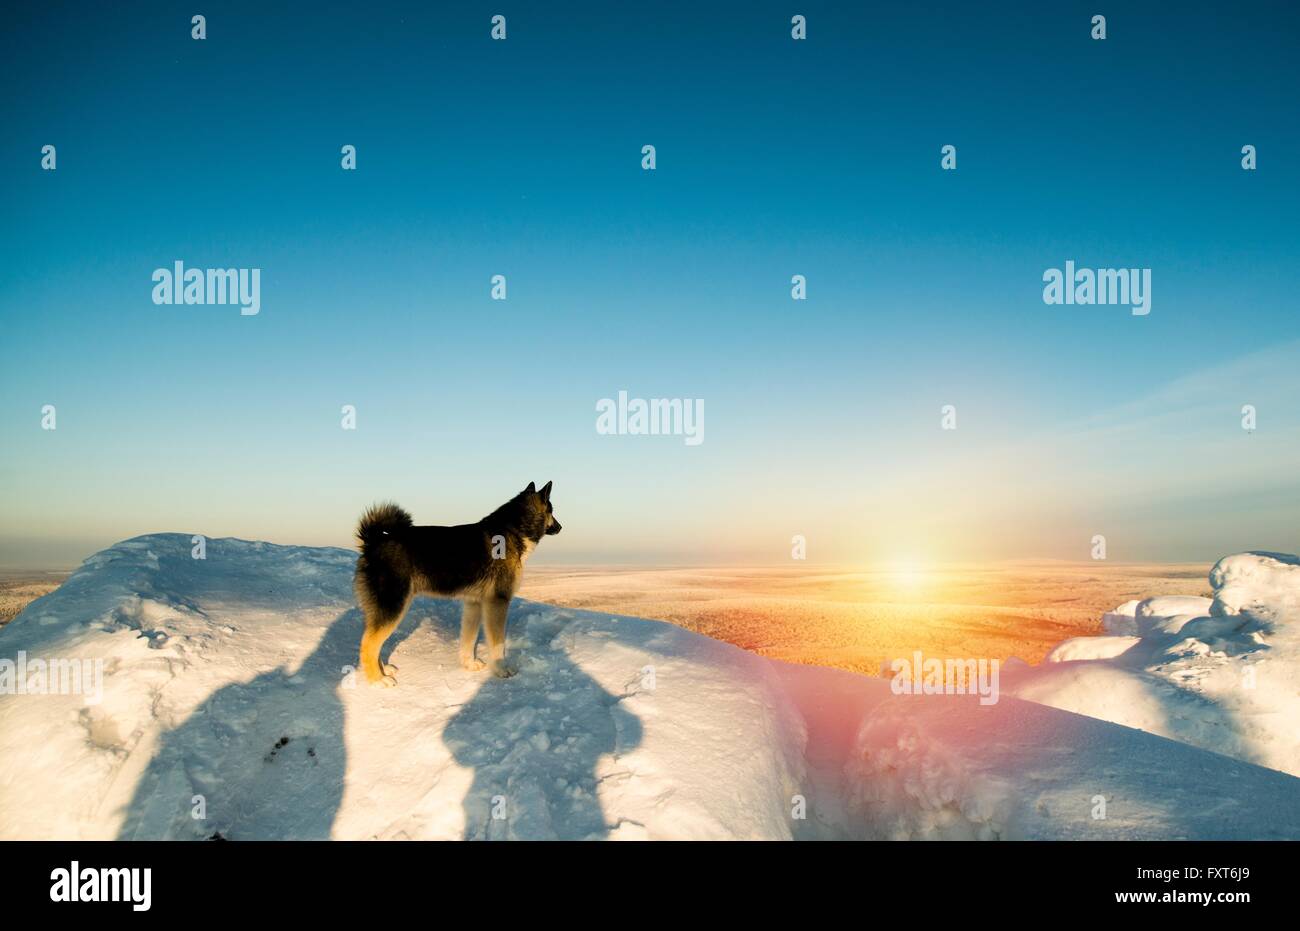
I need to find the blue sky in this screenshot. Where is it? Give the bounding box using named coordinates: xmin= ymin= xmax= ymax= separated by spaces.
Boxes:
xmin=2 ymin=1 xmax=1298 ymax=568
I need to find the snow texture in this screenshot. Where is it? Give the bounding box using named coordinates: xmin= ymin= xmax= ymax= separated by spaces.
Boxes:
xmin=1 ymin=536 xmax=1297 ymax=840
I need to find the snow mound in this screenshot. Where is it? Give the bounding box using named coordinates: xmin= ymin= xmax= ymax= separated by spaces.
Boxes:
xmin=1102 ymin=599 xmax=1142 ymax=635
xmin=1210 ymin=551 xmax=1300 ymax=622
xmin=2 ymin=538 xmax=1298 ymax=840
xmin=1045 ymin=635 xmax=1141 ymax=662
xmin=1005 ymin=551 xmax=1300 ymax=778
xmin=0 ymin=535 xmax=804 ymax=840
xmin=1137 ymin=595 xmax=1214 ymax=619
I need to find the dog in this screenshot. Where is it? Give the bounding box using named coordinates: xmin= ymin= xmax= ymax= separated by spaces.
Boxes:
xmin=353 ymin=482 xmax=562 ymax=686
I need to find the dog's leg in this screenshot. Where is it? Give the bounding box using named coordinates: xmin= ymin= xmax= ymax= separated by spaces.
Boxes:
xmin=359 ymin=598 xmax=408 ymax=687
xmin=482 ymin=597 xmax=515 ymax=678
xmin=459 ymin=600 xmax=485 ymax=671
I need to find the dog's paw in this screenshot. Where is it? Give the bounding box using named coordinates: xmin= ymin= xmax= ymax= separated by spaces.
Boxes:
xmin=369 ymin=674 xmax=397 ymax=688
xmin=382 ymin=663 xmax=398 ymax=676
xmin=489 ymin=661 xmax=517 ymax=679
xmin=460 ymin=656 xmax=486 ymax=672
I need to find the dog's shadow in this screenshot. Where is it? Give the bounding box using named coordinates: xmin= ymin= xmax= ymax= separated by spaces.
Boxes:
xmin=117 ymin=600 xmax=641 ymax=840
xmin=115 ymin=607 xmax=419 ymax=840
xmin=440 ymin=605 xmax=643 ymax=840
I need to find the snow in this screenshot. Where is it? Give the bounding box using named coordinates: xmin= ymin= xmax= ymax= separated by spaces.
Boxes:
xmin=1003 ymin=551 xmax=1300 ymax=780
xmin=1209 ymin=551 xmax=1300 ymax=620
xmin=0 ymin=535 xmax=804 ymax=840
xmin=1 ymin=535 xmax=1298 ymax=840
xmin=1102 ymin=599 xmax=1142 ymax=635
xmin=1045 ymin=635 xmax=1141 ymax=662
xmin=1137 ymin=595 xmax=1215 ymax=620
xmin=839 ymin=689 xmax=1300 ymax=840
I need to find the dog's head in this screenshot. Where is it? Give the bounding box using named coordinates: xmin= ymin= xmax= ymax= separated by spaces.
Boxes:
xmin=523 ymin=481 xmax=562 ymax=537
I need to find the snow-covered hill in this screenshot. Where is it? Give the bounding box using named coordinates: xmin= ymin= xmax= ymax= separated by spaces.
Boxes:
xmin=1 ymin=536 xmax=1298 ymax=840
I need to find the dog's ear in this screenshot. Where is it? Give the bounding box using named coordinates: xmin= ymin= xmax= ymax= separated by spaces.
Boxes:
xmin=539 ymin=480 xmax=552 ymax=502
xmin=525 ymin=481 xmax=536 ymax=494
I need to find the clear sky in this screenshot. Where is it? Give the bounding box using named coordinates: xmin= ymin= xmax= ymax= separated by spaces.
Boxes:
xmin=2 ymin=1 xmax=1298 ymax=569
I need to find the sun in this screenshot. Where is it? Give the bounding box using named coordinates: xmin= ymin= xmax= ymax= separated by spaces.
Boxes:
xmin=883 ymin=559 xmax=929 ymax=593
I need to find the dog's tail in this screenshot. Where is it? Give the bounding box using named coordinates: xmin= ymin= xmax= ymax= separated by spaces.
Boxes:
xmin=356 ymin=502 xmax=413 ymax=549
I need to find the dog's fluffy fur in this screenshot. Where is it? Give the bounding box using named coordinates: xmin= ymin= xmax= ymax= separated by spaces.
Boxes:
xmin=354 ymin=482 xmax=561 ymax=686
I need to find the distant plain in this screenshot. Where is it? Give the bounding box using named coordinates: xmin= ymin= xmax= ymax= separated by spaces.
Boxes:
xmin=0 ymin=572 xmax=68 ymax=626
xmin=521 ymin=563 xmax=1212 ymax=675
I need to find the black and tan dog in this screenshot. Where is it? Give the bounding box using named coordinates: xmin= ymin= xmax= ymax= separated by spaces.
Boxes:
xmin=353 ymin=482 xmax=561 ymax=686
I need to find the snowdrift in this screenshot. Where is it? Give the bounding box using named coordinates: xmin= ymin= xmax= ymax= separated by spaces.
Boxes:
xmin=1 ymin=536 xmax=1298 ymax=840
xmin=1004 ymin=551 xmax=1300 ymax=779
